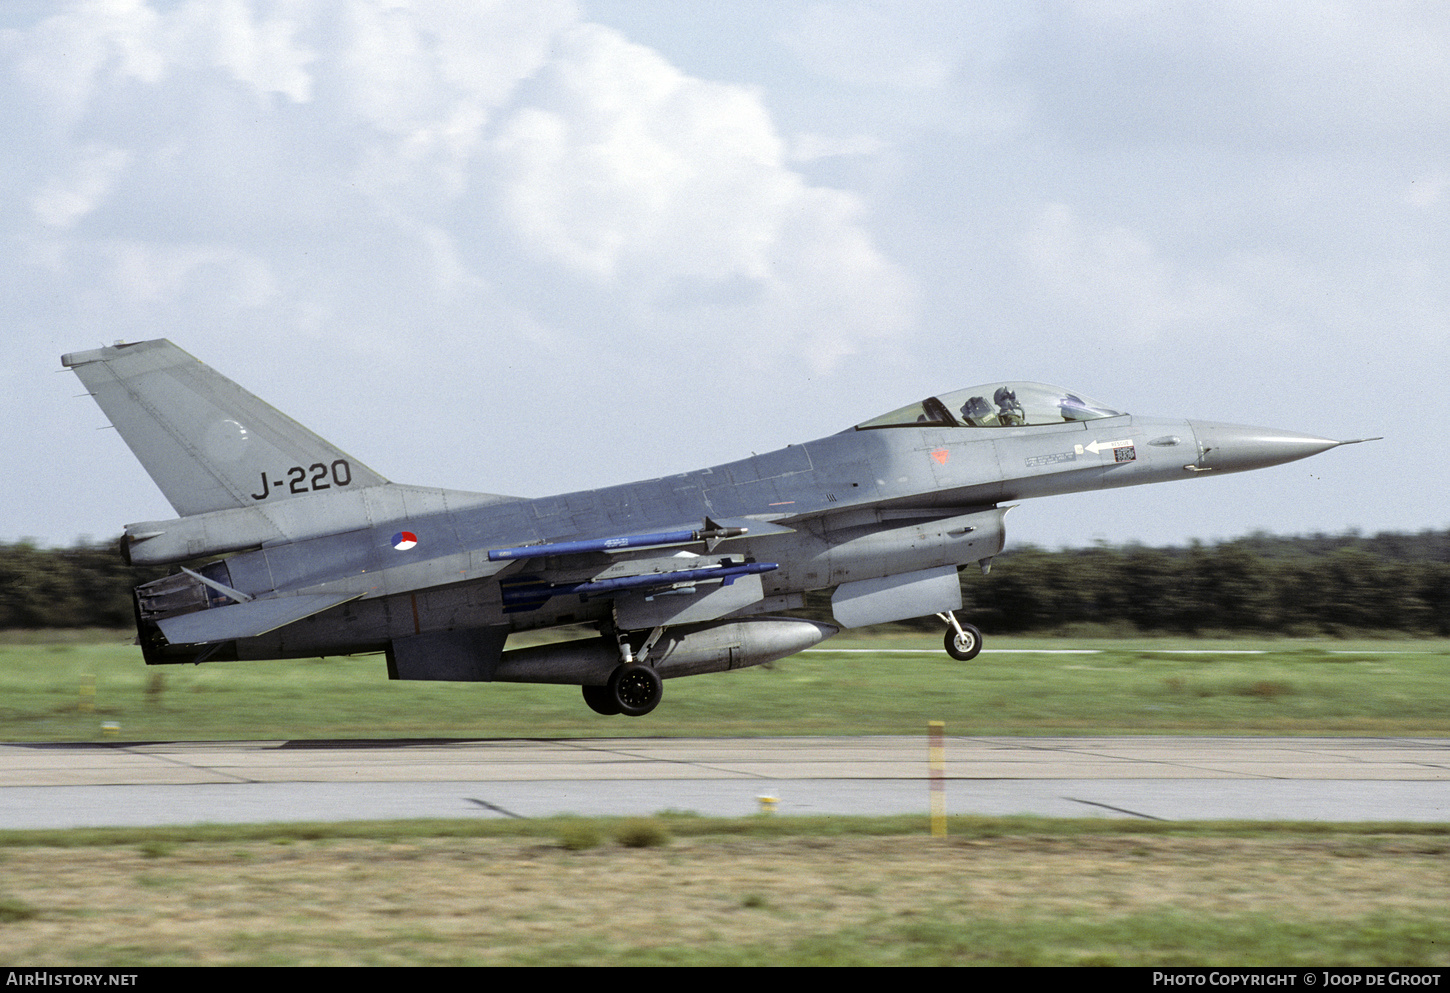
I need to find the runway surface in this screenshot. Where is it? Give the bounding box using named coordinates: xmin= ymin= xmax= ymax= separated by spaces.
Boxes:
xmin=2 ymin=736 xmax=1447 ymax=828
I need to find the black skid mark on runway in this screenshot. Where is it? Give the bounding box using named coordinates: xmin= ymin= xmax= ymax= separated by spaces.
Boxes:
xmin=1063 ymin=796 xmax=1167 ymax=820
xmin=467 ymin=798 xmax=523 ymax=818
xmin=128 ymin=745 xmax=259 ymax=784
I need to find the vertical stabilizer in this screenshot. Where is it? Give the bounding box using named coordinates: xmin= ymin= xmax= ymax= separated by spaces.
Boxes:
xmin=63 ymin=339 xmax=388 ymax=517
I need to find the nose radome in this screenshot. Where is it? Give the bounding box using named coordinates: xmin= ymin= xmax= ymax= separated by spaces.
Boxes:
xmin=1186 ymin=421 xmax=1344 ymax=474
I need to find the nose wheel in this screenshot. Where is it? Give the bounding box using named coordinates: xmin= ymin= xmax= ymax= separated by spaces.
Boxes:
xmin=938 ymin=612 xmax=983 ymax=661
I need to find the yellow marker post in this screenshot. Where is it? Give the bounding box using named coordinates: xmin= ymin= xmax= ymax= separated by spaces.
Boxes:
xmin=928 ymin=720 xmax=946 ymax=837
xmin=78 ymin=675 xmax=95 ymax=714
xmin=757 ymin=795 xmax=778 ymax=815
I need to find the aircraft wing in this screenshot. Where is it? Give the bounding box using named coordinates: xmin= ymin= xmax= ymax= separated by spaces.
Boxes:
xmin=156 ymin=592 xmax=363 ymax=645
xmin=486 ymin=516 xmax=796 ymax=628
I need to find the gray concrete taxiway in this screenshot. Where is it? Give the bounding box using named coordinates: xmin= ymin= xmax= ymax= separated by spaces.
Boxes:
xmin=1 ymin=736 xmax=1447 ymax=829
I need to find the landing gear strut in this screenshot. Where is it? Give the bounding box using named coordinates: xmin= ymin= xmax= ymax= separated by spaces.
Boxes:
xmin=937 ymin=611 xmax=983 ymax=661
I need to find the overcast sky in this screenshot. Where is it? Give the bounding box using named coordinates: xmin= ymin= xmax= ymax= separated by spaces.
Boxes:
xmin=4 ymin=0 xmax=1445 ymax=552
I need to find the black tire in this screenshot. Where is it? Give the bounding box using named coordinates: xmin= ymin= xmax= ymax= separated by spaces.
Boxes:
xmin=609 ymin=663 xmax=663 ymax=717
xmin=944 ymin=620 xmax=983 ymax=661
xmin=582 ymin=683 xmax=621 ymax=716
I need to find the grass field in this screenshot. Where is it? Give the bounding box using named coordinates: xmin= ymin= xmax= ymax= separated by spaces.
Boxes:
xmin=0 ymin=816 xmax=1447 ymax=966
xmin=2 ymin=629 xmax=1447 ymax=740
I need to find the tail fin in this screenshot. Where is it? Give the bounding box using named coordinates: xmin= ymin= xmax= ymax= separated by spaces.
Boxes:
xmin=63 ymin=339 xmax=388 ymax=517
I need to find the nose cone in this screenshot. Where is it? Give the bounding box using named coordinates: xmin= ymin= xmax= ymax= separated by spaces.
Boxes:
xmin=1187 ymin=421 xmax=1342 ymax=474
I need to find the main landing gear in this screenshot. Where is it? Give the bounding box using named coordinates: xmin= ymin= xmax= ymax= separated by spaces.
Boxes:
xmin=937 ymin=611 xmax=983 ymax=661
xmin=582 ymin=624 xmax=666 ymax=717
xmin=582 ymin=664 xmax=663 ymax=717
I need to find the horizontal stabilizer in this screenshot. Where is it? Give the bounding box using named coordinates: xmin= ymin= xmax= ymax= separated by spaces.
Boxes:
xmin=156 ymin=592 xmax=362 ymax=645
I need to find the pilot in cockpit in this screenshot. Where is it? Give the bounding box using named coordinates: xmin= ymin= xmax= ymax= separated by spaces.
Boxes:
xmin=993 ymin=387 xmax=1024 ymax=426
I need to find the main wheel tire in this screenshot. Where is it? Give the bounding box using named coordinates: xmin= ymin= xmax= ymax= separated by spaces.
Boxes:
xmin=582 ymin=683 xmax=621 ymax=716
xmin=609 ymin=663 xmax=663 ymax=717
xmin=944 ymin=621 xmax=983 ymax=661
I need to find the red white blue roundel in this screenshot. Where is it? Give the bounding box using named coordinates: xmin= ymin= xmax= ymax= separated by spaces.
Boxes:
xmin=392 ymin=531 xmax=418 ymax=551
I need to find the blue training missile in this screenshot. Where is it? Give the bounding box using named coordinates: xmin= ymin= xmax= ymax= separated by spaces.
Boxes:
xmin=502 ymin=561 xmax=778 ymax=611
xmin=487 ymin=519 xmax=748 ymax=561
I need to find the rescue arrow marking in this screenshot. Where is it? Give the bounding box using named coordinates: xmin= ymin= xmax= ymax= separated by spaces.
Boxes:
xmin=1080 ymin=438 xmax=1134 ymax=455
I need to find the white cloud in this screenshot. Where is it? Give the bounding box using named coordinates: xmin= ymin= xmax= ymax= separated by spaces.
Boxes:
xmin=9 ymin=0 xmax=317 ymax=127
xmin=493 ymin=25 xmax=790 ymax=281
xmin=490 ymin=22 xmax=915 ymax=369
xmin=184 ymin=0 xmax=316 ymax=103
xmin=4 ymin=1 xmax=914 ymax=379
xmin=31 ymin=144 xmax=130 ymax=229
xmin=106 ymin=240 xmax=278 ymax=307
xmin=333 ymin=0 xmax=575 ymax=209
xmin=6 ymin=0 xmax=164 ymax=129
xmin=1020 ymin=202 xmax=1246 ymax=340
xmin=333 ymin=0 xmax=569 ymax=132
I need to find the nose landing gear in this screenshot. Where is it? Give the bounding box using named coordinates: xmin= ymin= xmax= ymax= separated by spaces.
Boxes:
xmin=937 ymin=611 xmax=983 ymax=661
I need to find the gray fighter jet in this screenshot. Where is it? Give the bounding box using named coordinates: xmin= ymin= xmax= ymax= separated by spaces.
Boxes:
xmin=63 ymin=340 xmax=1374 ymax=716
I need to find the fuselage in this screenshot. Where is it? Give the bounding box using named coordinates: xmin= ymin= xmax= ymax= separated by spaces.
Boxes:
xmin=64 ymin=341 xmax=1363 ymax=713
xmin=134 ymin=406 xmax=1333 ymax=664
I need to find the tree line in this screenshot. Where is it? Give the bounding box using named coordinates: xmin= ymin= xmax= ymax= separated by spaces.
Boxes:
xmin=959 ymin=531 xmax=1450 ymax=636
xmin=1 ymin=530 xmax=1446 ymax=635
xmin=0 ymin=541 xmax=160 ymax=629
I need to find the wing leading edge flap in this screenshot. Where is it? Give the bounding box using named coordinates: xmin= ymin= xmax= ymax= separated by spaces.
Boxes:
xmin=156 ymin=592 xmax=363 ymax=645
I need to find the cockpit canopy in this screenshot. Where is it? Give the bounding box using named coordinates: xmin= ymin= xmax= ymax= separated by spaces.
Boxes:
xmin=856 ymin=382 xmax=1123 ymax=430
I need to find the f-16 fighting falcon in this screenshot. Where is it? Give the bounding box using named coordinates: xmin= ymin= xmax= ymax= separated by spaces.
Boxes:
xmin=63 ymin=340 xmax=1375 ymax=716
